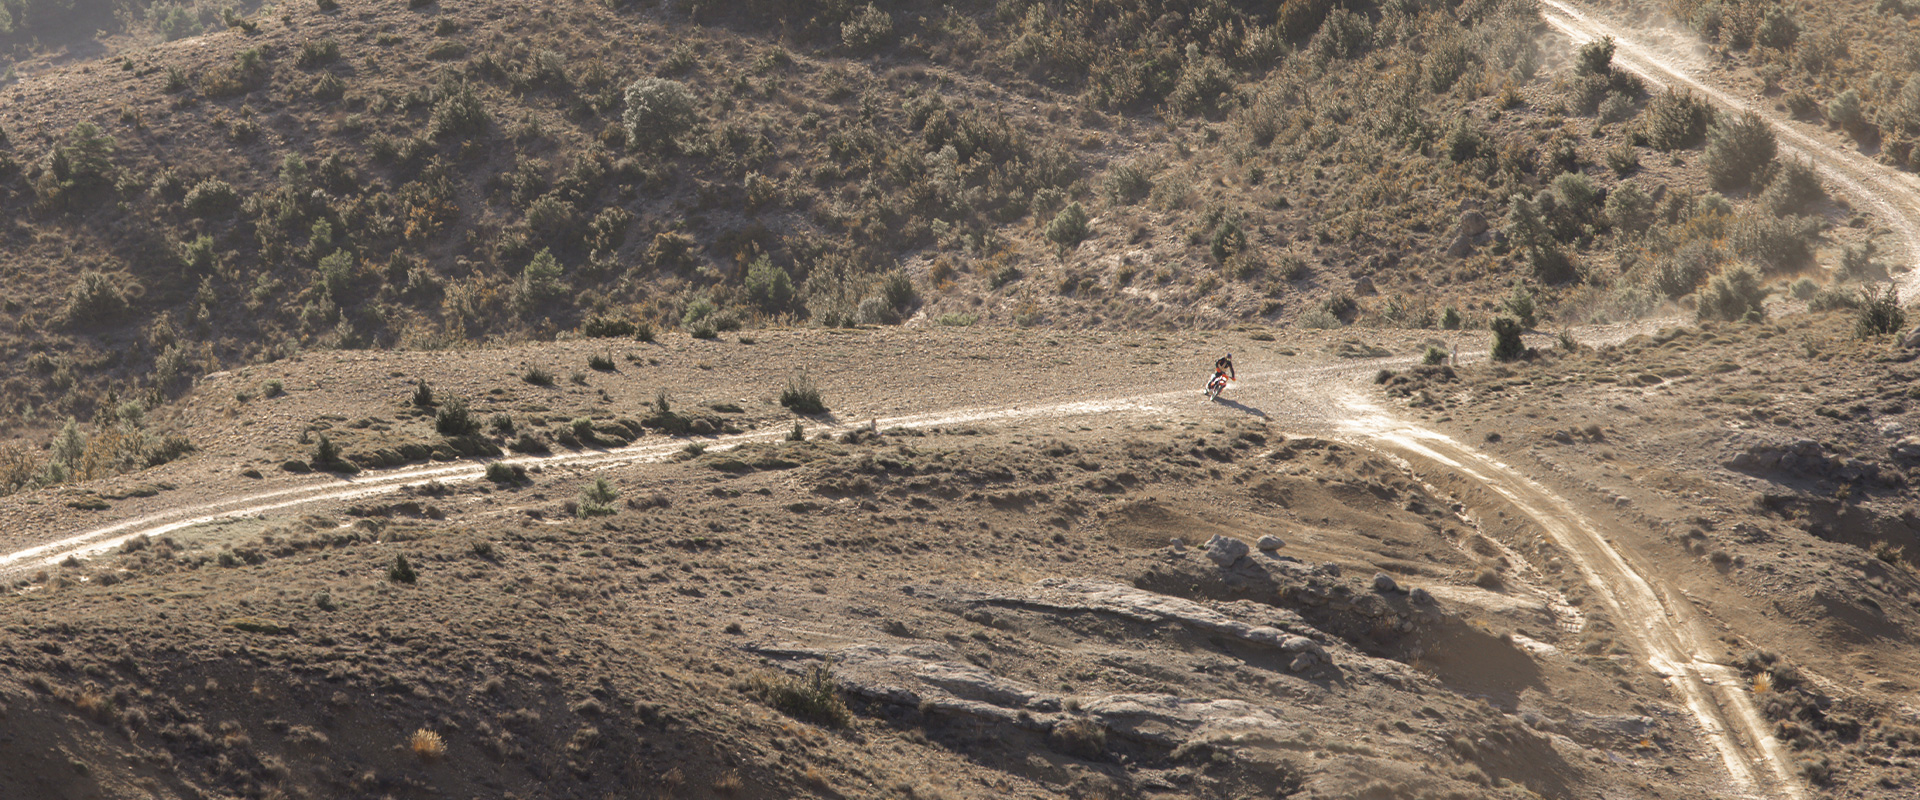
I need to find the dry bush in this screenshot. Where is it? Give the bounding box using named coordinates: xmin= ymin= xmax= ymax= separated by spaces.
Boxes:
xmin=409 ymin=728 xmax=446 ymax=760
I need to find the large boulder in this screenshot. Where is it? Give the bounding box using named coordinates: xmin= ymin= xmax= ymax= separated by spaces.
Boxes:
xmin=1204 ymin=534 xmax=1250 ymax=569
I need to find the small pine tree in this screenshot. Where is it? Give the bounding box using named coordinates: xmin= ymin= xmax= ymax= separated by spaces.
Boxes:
xmin=314 ymin=433 xmax=340 ymax=466
xmin=1490 ymin=317 xmax=1526 ymax=362
xmin=388 ymin=554 xmax=417 ymax=583
xmin=411 ymin=381 xmax=435 ymax=408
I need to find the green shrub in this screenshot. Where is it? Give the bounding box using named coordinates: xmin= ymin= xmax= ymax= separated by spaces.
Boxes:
xmin=623 ymin=78 xmax=698 ymax=151
xmin=1728 ymin=214 xmax=1819 ymax=273
xmin=1605 ymin=140 xmax=1640 ymax=176
xmin=1446 ymin=118 xmax=1484 ymax=163
xmin=412 ymin=381 xmax=435 ymax=407
xmin=745 ymin=255 xmax=795 ymax=311
xmin=582 ymin=315 xmax=636 ymax=337
xmin=296 ymin=38 xmax=340 ymax=68
xmin=1652 ymin=240 xmax=1723 ymax=298
xmin=152 ymin=3 xmax=201 ymax=40
xmin=61 ymin=271 xmax=129 ymax=326
xmin=1576 ymin=36 xmax=1615 ymax=76
xmin=485 ymin=461 xmax=522 ymax=484
xmin=314 ymin=433 xmax=340 ymax=466
xmin=1696 ymin=266 xmax=1768 ymax=322
xmin=742 ymin=665 xmax=849 ymax=728
xmin=182 ymin=179 xmax=239 ymax=217
xmin=1104 ymin=163 xmax=1153 ymax=204
xmin=1808 ymin=286 xmax=1859 ymax=311
xmin=1856 ymin=285 xmax=1906 ymax=338
xmin=1045 ymin=202 xmax=1092 ymax=252
xmin=514 ymin=249 xmax=566 ymax=314
xmin=1704 ymin=110 xmax=1776 ymax=192
xmin=388 ymin=554 xmax=417 ymax=584
xmin=1423 ymin=346 xmax=1449 ymax=365
xmin=840 ymin=3 xmax=894 ymax=54
xmin=430 ymin=82 xmax=489 ymax=140
xmin=523 ymin=366 xmax=555 ymax=386
xmin=436 ymin=397 xmax=479 ymax=436
xmin=1759 ymin=157 xmax=1824 ymax=216
xmin=577 ymin=477 xmax=619 ymax=517
xmin=781 ymin=370 xmax=827 ymax=414
xmin=1643 ymin=89 xmax=1712 ymax=151
xmin=588 ymin=353 xmax=615 ymax=371
xmin=1440 ymin=306 xmax=1462 ymax=330
xmin=1605 ymin=180 xmax=1654 ymax=234
xmin=1490 ymin=317 xmax=1526 ymax=362
xmin=1503 ymin=287 xmax=1537 ymax=329
xmin=635 ymin=321 xmax=656 ymax=343
xmin=1828 ymin=89 xmax=1866 ymax=133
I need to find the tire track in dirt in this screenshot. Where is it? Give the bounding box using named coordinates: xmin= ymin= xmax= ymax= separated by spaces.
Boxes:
xmin=1541 ymin=0 xmax=1920 ymax=302
xmin=1337 ymin=394 xmax=1803 ymax=800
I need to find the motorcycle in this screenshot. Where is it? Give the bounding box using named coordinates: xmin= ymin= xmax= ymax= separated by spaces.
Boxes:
xmin=1205 ymin=372 xmax=1233 ymax=401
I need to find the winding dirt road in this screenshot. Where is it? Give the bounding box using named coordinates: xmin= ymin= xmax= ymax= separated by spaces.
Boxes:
xmin=21 ymin=4 xmax=1920 ymax=797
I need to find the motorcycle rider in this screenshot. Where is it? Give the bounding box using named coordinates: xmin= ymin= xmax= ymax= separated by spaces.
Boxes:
xmin=1207 ymin=353 xmax=1235 ymax=396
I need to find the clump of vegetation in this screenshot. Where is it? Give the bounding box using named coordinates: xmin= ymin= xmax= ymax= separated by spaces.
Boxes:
xmin=436 ymin=397 xmax=479 ymax=436
xmin=1490 ymin=317 xmax=1526 ymax=362
xmin=577 ymin=477 xmax=619 ymax=517
xmin=1697 ymin=266 xmax=1768 ymax=323
xmin=623 ymin=78 xmax=698 ymax=151
xmin=1643 ymin=88 xmax=1713 ymax=151
xmin=388 ymin=554 xmax=418 ymax=584
xmin=1703 ymin=110 xmax=1776 ymax=192
xmin=740 ymin=665 xmax=849 ymax=729
xmin=780 ymin=370 xmax=827 ymax=414
xmin=1855 ymin=285 xmax=1906 ymax=338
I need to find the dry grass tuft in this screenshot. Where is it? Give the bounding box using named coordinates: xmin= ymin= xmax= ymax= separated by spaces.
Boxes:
xmin=410 ymin=728 xmax=446 ymax=761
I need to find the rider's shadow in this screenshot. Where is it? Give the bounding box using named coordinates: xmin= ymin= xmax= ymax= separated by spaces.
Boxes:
xmin=1213 ymin=397 xmax=1268 ymax=418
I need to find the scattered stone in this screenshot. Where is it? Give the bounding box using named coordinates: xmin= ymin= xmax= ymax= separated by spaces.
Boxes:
xmin=1891 ymin=437 xmax=1920 ymax=462
xmin=1458 ymin=209 xmax=1489 ymax=237
xmin=1256 ymin=535 xmax=1285 ymax=552
xmin=1409 ymin=587 xmax=1435 ymax=606
xmin=1168 ymin=537 xmax=1186 ymax=551
xmin=1203 ymin=534 xmax=1249 ymax=568
xmin=1903 ymin=326 xmax=1920 ymax=349
xmin=1353 ymin=276 xmax=1377 ymax=296
xmin=1446 ymin=234 xmax=1473 ymax=258
xmin=1372 ymin=572 xmax=1400 ymax=593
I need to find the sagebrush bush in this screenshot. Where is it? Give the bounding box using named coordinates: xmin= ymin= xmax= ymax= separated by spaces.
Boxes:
xmin=1643 ymin=88 xmax=1712 ymax=150
xmin=61 ymin=270 xmax=129 ymax=326
xmin=182 ymin=179 xmax=239 ymax=217
xmin=1704 ymin=110 xmax=1776 ymax=192
xmin=840 ymin=3 xmax=894 ymax=54
xmin=577 ymin=477 xmax=619 ymax=517
xmin=1856 ymin=285 xmax=1906 ymax=338
xmin=741 ymin=665 xmax=849 ymax=728
xmin=1759 ymin=157 xmax=1824 ymax=216
xmin=436 ymin=397 xmax=479 ymax=436
xmin=430 ymin=82 xmax=489 ymax=140
xmin=781 ymin=370 xmax=827 ymax=414
xmin=1728 ymin=213 xmax=1818 ymax=273
xmin=1045 ymin=202 xmax=1091 ymax=251
xmin=624 ymin=78 xmax=698 ymax=151
xmin=1697 ymin=266 xmax=1767 ymax=322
